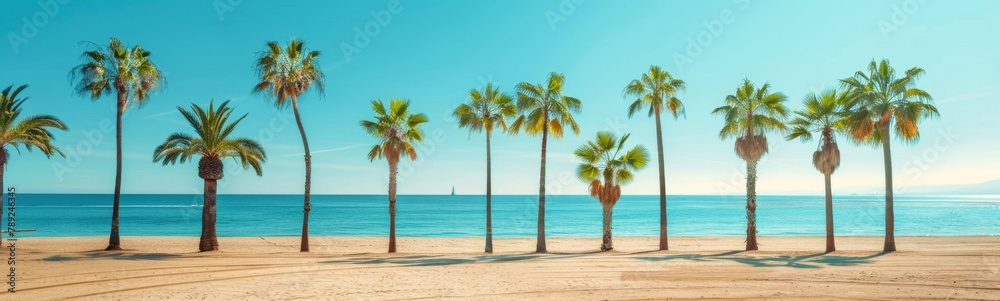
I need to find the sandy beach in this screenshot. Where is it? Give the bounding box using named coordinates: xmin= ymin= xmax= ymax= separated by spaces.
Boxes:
xmin=5 ymin=236 xmax=999 ymax=300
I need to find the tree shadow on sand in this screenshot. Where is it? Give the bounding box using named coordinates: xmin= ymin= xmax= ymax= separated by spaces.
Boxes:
xmin=42 ymin=252 xmax=182 ymax=262
xmin=318 ymin=253 xmax=590 ymax=267
xmin=634 ymin=251 xmax=889 ymax=269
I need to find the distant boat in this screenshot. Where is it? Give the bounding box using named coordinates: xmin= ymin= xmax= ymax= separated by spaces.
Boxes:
xmin=451 ymin=186 xmax=455 ymax=196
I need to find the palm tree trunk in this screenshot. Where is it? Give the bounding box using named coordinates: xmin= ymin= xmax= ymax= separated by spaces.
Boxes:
xmin=388 ymin=159 xmax=398 ymax=253
xmin=200 ymin=179 xmax=219 ymax=252
xmin=536 ymin=117 xmax=549 ymax=253
xmin=1 ymin=158 xmax=5 ymax=217
xmin=601 ymin=204 xmax=613 ymax=251
xmin=880 ymin=127 xmax=896 ymax=252
xmin=485 ymin=128 xmax=493 ymax=253
xmin=745 ymin=159 xmax=758 ymax=251
xmin=654 ymin=109 xmax=668 ymax=251
xmin=290 ymin=95 xmax=311 ymax=252
xmin=106 ymin=92 xmax=125 ymax=251
xmin=824 ymin=172 xmax=835 ymax=253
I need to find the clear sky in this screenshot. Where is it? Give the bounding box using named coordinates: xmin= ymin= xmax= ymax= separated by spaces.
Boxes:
xmin=1 ymin=0 xmax=997 ymax=195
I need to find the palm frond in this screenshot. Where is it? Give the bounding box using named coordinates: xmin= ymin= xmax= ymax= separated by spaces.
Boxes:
xmin=574 ymin=131 xmax=649 ymax=193
xmin=252 ymin=39 xmax=325 ymax=107
xmin=623 ymin=65 xmax=686 ymax=120
xmin=152 ymin=101 xmax=267 ymax=178
xmin=361 ymin=98 xmax=428 ymax=164
xmin=839 ymin=59 xmax=938 ymax=147
xmin=69 ymin=38 xmax=166 ymax=109
xmin=712 ymin=79 xmax=789 ymax=160
xmin=1 ymin=85 xmax=69 ymax=159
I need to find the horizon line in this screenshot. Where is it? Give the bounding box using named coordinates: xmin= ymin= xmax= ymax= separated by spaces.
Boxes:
xmin=8 ymin=192 xmax=999 ymax=197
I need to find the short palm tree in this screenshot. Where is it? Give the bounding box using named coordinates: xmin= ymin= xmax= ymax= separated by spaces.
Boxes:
xmin=153 ymin=100 xmax=266 ymax=251
xmin=786 ymin=89 xmax=849 ymax=253
xmin=711 ymin=79 xmax=788 ymax=251
xmin=453 ymin=83 xmax=517 ymax=253
xmin=623 ymin=65 xmax=686 ymax=251
xmin=361 ymin=98 xmax=428 ymax=253
xmin=70 ymin=38 xmax=166 ymax=250
xmin=0 ymin=85 xmax=68 ymax=194
xmin=840 ymin=59 xmax=938 ymax=252
xmin=574 ymin=132 xmax=649 ymax=251
xmin=252 ymin=39 xmax=325 ymax=252
xmin=509 ymin=72 xmax=582 ymax=253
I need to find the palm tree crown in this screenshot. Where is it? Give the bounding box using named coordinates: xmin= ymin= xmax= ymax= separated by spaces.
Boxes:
xmin=786 ymin=89 xmax=849 ymax=174
xmin=252 ymin=39 xmax=325 ymax=105
xmin=574 ymin=132 xmax=650 ymax=206
xmin=0 ymin=85 xmax=68 ymax=162
xmin=509 ymin=72 xmax=582 ymax=137
xmin=362 ymin=99 xmax=429 ymax=163
xmin=712 ymin=79 xmax=789 ymax=162
xmin=70 ymin=38 xmax=166 ymax=105
xmin=454 ymin=83 xmax=518 ymax=134
xmin=840 ymin=59 xmax=938 ymax=145
xmin=624 ymin=65 xmax=687 ymax=118
xmin=153 ymin=100 xmax=266 ymax=177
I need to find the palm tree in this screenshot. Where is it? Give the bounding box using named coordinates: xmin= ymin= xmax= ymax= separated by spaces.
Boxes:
xmin=840 ymin=59 xmax=938 ymax=252
xmin=153 ymin=100 xmax=266 ymax=251
xmin=361 ymin=98 xmax=428 ymax=253
xmin=786 ymin=90 xmax=849 ymax=253
xmin=70 ymin=38 xmax=166 ymax=250
xmin=0 ymin=85 xmax=68 ymax=197
xmin=252 ymin=39 xmax=325 ymax=252
xmin=623 ymin=65 xmax=686 ymax=251
xmin=711 ymin=79 xmax=788 ymax=251
xmin=574 ymin=132 xmax=649 ymax=251
xmin=453 ymin=83 xmax=517 ymax=253
xmin=509 ymin=72 xmax=582 ymax=253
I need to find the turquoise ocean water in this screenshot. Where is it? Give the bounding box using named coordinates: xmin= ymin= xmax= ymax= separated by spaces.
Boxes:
xmin=5 ymin=194 xmax=998 ymax=238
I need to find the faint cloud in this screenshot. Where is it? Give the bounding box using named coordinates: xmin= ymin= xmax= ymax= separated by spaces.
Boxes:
xmin=89 ymin=150 xmax=147 ymax=161
xmin=147 ymin=110 xmax=177 ymax=118
xmin=936 ymin=88 xmax=1000 ymax=105
xmin=276 ymin=144 xmax=364 ymax=158
xmin=494 ymin=149 xmax=575 ymax=163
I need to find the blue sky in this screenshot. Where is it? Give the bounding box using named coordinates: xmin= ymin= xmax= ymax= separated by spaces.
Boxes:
xmin=1 ymin=0 xmax=997 ymax=195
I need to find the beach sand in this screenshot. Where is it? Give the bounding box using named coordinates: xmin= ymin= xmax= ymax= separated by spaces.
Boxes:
xmin=5 ymin=236 xmax=999 ymax=300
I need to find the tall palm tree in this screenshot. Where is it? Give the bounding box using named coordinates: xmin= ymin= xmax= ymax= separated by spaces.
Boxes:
xmin=509 ymin=72 xmax=582 ymax=253
xmin=786 ymin=90 xmax=849 ymax=253
xmin=574 ymin=132 xmax=649 ymax=251
xmin=361 ymin=98 xmax=428 ymax=253
xmin=252 ymin=39 xmax=325 ymax=252
xmin=453 ymin=83 xmax=517 ymax=253
xmin=623 ymin=65 xmax=686 ymax=251
xmin=70 ymin=38 xmax=166 ymax=250
xmin=840 ymin=59 xmax=938 ymax=252
xmin=711 ymin=79 xmax=788 ymax=251
xmin=153 ymin=100 xmax=266 ymax=251
xmin=0 ymin=85 xmax=68 ymax=197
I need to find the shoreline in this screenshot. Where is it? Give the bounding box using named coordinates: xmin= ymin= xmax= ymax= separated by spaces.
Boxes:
xmin=8 ymin=236 xmax=1000 ymax=300
xmin=12 ymin=235 xmax=1000 ymax=254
